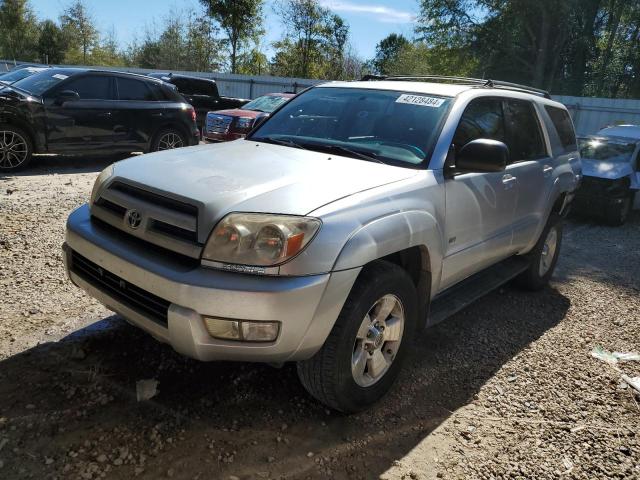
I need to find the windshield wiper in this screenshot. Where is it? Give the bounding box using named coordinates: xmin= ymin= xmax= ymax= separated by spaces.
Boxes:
xmin=311 ymin=144 xmax=387 ymax=165
xmin=256 ymin=136 xmax=307 ymax=150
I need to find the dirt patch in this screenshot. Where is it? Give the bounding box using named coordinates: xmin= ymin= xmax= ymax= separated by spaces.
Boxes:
xmin=0 ymin=156 xmax=639 ymax=479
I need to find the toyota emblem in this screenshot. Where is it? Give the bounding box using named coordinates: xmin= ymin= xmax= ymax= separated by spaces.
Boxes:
xmin=125 ymin=209 xmax=142 ymax=229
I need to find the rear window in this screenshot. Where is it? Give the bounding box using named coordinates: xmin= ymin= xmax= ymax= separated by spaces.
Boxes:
xmin=117 ymin=77 xmax=155 ymax=101
xmin=545 ymin=106 xmax=577 ymax=153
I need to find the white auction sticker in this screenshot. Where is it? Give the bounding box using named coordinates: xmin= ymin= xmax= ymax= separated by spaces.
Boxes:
xmin=52 ymin=74 xmax=68 ymax=80
xmin=396 ymin=94 xmax=445 ymax=108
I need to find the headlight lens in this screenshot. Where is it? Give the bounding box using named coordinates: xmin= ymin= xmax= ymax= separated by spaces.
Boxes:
xmin=89 ymin=164 xmax=114 ymax=205
xmin=202 ymin=213 xmax=321 ymax=267
xmin=235 ymin=117 xmax=254 ymax=130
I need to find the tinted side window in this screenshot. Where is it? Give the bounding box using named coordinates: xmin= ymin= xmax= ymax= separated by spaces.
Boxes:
xmin=117 ymin=77 xmax=155 ymax=101
xmin=149 ymin=83 xmax=170 ymax=101
xmin=504 ymin=100 xmax=546 ymax=161
xmin=61 ymin=75 xmax=113 ymax=100
xmin=171 ymin=78 xmax=192 ymax=94
xmin=453 ymin=98 xmax=505 ymax=149
xmin=545 ymin=106 xmax=577 ymax=152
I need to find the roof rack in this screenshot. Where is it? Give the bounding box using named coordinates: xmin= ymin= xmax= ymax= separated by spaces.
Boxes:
xmin=360 ymin=74 xmax=551 ymax=99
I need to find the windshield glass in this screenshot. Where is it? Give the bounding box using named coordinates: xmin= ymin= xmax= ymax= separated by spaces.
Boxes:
xmin=10 ymin=69 xmax=76 ymax=96
xmin=250 ymin=87 xmax=452 ymax=166
xmin=243 ymin=95 xmax=291 ymax=113
xmin=579 ymin=137 xmax=636 ymax=163
xmin=0 ymin=68 xmax=44 ymax=84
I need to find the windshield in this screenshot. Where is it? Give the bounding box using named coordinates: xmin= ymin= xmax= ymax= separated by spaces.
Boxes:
xmin=243 ymin=95 xmax=291 ymax=113
xmin=579 ymin=137 xmax=636 ymax=163
xmin=10 ymin=69 xmax=76 ymax=96
xmin=0 ymin=68 xmax=44 ymax=84
xmin=249 ymin=87 xmax=451 ymax=166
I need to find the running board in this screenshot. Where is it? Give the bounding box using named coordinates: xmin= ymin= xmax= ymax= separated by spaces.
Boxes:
xmin=427 ymin=256 xmax=530 ymax=327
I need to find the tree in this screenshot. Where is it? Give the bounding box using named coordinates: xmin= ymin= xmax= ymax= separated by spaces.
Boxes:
xmin=60 ymin=0 xmax=98 ymax=64
xmin=372 ymin=33 xmax=410 ymax=75
xmin=0 ymin=0 xmax=39 ymax=61
xmin=37 ymin=19 xmax=66 ymax=64
xmin=200 ymin=0 xmax=263 ymax=73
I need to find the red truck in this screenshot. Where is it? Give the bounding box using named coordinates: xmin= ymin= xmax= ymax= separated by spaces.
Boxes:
xmin=203 ymin=92 xmax=295 ymax=142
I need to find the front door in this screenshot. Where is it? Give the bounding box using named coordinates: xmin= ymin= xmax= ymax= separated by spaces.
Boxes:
xmin=43 ymin=74 xmax=117 ymax=152
xmin=441 ymin=97 xmax=518 ymax=290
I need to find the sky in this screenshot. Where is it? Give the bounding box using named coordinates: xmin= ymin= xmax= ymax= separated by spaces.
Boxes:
xmin=30 ymin=0 xmax=420 ymax=61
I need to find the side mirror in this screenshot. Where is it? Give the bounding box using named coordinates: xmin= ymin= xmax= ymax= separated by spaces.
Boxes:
xmin=55 ymin=90 xmax=80 ymax=106
xmin=456 ymin=139 xmax=509 ymax=172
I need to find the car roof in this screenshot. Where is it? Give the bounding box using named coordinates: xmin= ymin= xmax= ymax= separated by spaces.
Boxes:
xmin=263 ymin=92 xmax=296 ymax=98
xmin=150 ymin=72 xmax=216 ymax=84
xmin=320 ymin=80 xmax=471 ymax=97
xmin=597 ymin=125 xmax=640 ymax=140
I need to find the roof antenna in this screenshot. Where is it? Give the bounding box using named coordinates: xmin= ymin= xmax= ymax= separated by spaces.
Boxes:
xmin=485 ymin=79 xmax=494 ymax=87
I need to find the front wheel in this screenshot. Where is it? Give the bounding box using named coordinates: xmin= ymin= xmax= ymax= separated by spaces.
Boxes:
xmin=297 ymin=260 xmax=417 ymax=413
xmin=0 ymin=124 xmax=33 ymax=171
xmin=151 ymin=128 xmax=186 ymax=152
xmin=515 ymin=213 xmax=563 ymax=291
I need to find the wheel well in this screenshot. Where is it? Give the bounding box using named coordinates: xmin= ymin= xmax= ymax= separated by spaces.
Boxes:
xmin=0 ymin=119 xmax=37 ymax=152
xmin=551 ymin=193 xmax=566 ymax=215
xmin=379 ymin=246 xmax=431 ymax=327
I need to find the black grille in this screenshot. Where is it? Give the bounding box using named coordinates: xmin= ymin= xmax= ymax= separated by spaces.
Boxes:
xmin=70 ymin=250 xmax=169 ymax=327
xmin=109 ymin=182 xmax=198 ymax=217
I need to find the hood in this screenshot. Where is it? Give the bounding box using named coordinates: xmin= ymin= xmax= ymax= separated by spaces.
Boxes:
xmin=211 ymin=108 xmax=262 ymax=119
xmin=111 ymin=139 xmax=417 ymax=231
xmin=581 ymin=158 xmax=634 ymax=180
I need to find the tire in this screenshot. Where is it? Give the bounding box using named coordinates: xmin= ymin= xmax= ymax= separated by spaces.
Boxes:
xmin=297 ymin=260 xmax=418 ymax=413
xmin=605 ymin=192 xmax=634 ymax=226
xmin=515 ymin=213 xmax=563 ymax=291
xmin=151 ymin=128 xmax=187 ymax=152
xmin=0 ymin=123 xmax=33 ymax=171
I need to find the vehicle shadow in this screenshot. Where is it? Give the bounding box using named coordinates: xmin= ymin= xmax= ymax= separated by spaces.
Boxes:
xmin=0 ymin=283 xmax=569 ymax=479
xmin=0 ymin=153 xmax=139 ymax=179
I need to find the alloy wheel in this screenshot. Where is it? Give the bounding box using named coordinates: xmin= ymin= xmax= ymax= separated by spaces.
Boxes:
xmin=539 ymin=226 xmax=558 ymax=277
xmin=0 ymin=130 xmax=29 ymax=169
xmin=351 ymin=294 xmax=405 ymax=387
xmin=157 ymin=132 xmax=184 ymax=150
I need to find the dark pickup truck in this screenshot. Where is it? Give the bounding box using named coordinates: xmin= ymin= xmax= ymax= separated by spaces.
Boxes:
xmin=148 ymin=73 xmax=249 ymax=129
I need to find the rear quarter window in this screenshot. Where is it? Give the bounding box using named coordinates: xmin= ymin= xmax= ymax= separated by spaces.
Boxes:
xmin=545 ymin=106 xmax=577 ymax=153
xmin=117 ymin=77 xmax=155 ymax=101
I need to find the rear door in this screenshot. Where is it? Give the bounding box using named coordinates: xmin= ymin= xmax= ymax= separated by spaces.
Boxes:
xmin=44 ymin=73 xmax=117 ymax=152
xmin=441 ymin=97 xmax=518 ymax=290
xmin=502 ymin=99 xmax=552 ymax=251
xmin=111 ymin=76 xmax=167 ymax=151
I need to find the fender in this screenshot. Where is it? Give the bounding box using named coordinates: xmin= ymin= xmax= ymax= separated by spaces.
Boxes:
xmin=332 ymin=210 xmax=444 ymax=298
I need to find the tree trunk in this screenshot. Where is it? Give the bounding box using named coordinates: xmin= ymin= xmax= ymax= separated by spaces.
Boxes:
xmin=532 ymin=9 xmax=550 ymax=87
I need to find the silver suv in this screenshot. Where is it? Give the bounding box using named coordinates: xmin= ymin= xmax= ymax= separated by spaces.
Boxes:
xmin=63 ymin=76 xmax=581 ymax=412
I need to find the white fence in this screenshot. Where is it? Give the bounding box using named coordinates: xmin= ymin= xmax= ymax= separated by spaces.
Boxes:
xmin=2 ymin=59 xmax=639 ymax=134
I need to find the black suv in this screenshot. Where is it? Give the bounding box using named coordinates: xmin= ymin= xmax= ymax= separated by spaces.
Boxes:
xmin=0 ymin=68 xmax=200 ymax=171
xmin=148 ymin=73 xmax=249 ymax=129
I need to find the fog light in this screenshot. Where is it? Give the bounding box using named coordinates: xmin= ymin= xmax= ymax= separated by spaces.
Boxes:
xmin=203 ymin=317 xmax=240 ymax=340
xmin=241 ymin=321 xmax=280 ymax=342
xmin=202 ymin=317 xmax=279 ymax=342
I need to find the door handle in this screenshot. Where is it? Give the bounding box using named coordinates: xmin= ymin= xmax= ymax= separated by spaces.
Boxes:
xmin=151 ymin=112 xmax=164 ymax=117
xmin=543 ymin=165 xmax=553 ymax=177
xmin=502 ymin=174 xmax=517 ymax=189
xmin=98 ymin=112 xmax=112 ymax=117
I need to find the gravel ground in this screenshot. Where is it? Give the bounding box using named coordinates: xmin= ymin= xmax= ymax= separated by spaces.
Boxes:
xmin=0 ymin=154 xmax=639 ymax=480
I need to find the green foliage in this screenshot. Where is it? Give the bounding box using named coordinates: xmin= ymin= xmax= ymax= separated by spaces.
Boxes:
xmin=200 ymin=0 xmax=264 ymax=73
xmin=414 ymin=0 xmax=640 ymax=98
xmin=37 ymin=20 xmax=66 ymax=64
xmin=271 ymin=0 xmax=357 ymax=79
xmin=60 ymin=0 xmax=99 ymax=64
xmin=0 ymin=0 xmax=39 ymax=61
xmin=372 ymin=34 xmax=409 ymax=75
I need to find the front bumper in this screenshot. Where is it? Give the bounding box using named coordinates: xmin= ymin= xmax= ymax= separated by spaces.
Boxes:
xmin=63 ymin=205 xmax=360 ymax=362
xmin=202 ymin=131 xmax=245 ymax=142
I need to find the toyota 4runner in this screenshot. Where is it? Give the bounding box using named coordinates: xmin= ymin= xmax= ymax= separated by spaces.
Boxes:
xmin=63 ymin=76 xmax=581 ymax=413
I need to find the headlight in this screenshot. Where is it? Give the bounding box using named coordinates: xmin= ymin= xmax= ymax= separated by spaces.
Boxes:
xmin=202 ymin=213 xmax=321 ymax=267
xmin=235 ymin=117 xmax=254 ymax=130
xmin=89 ymin=164 xmax=114 ymax=205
